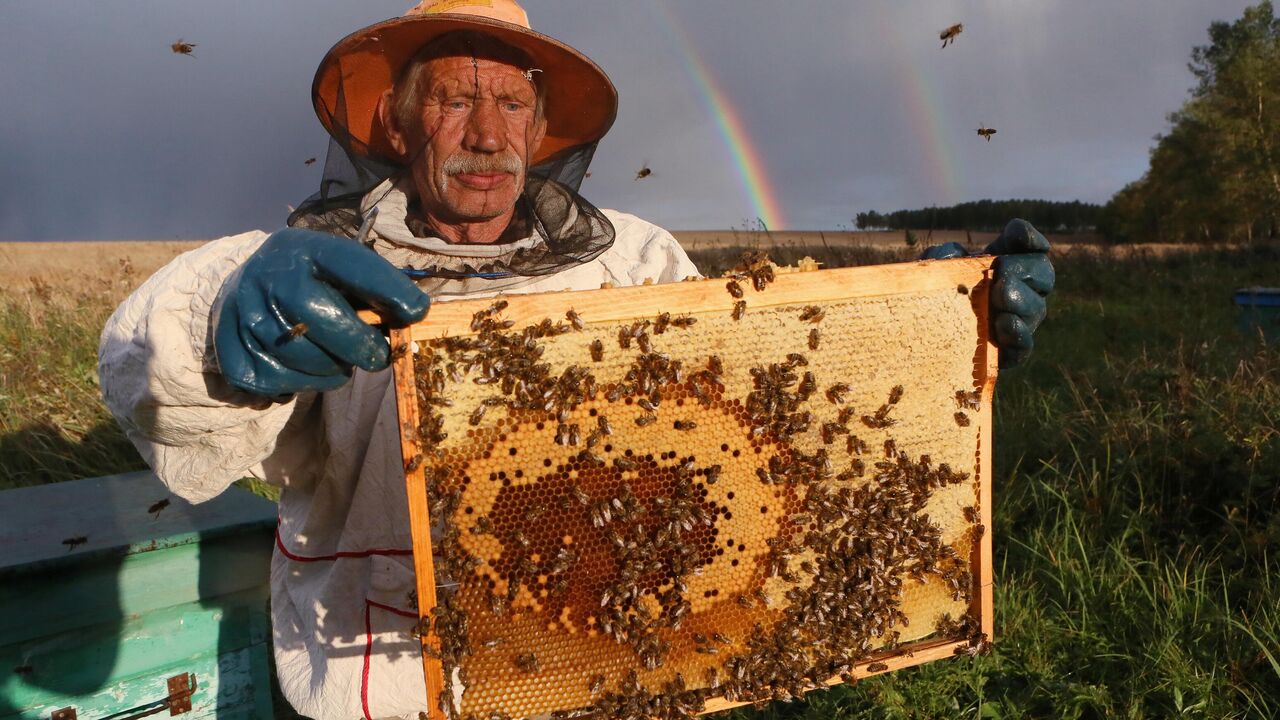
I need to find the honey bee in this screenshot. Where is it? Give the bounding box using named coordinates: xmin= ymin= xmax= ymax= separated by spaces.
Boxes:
xmin=635 ymin=164 xmax=652 ymax=181
xmin=597 ymin=414 xmax=613 ymax=436
xmin=732 ymin=300 xmax=747 ymax=321
xmin=589 ymin=674 xmax=606 ymax=695
xmin=808 ymin=328 xmax=820 ymax=350
xmin=468 ymin=404 xmax=487 ymax=426
xmin=963 ymin=505 xmax=980 ymax=523
xmin=304 ymin=157 xmax=317 ymax=166
xmin=672 ymin=315 xmax=696 ymax=329
xmin=888 ymin=385 xmax=904 ymax=405
xmin=955 ymin=389 xmax=982 ymax=410
xmin=171 ymin=39 xmax=197 ymax=56
xmin=635 ymin=413 xmax=657 ymax=427
xmin=566 ymin=309 xmax=585 ymax=331
xmin=939 ymin=23 xmax=963 ymax=48
xmin=286 ymin=322 xmax=309 ymax=339
xmin=652 ymin=312 xmax=671 ymax=334
xmin=954 ymin=411 xmax=971 ymax=427
xmin=867 ymin=661 xmax=889 ymax=672
xmin=726 ymin=280 xmax=744 ymax=299
xmin=976 ymin=124 xmax=997 ymax=142
xmin=826 ymin=383 xmax=850 ymax=404
xmin=957 ymin=284 xmax=970 ymax=295
xmin=589 ymin=338 xmax=604 ymax=362
xmin=147 ymin=498 xmax=170 ymax=518
xmin=673 ymin=420 xmax=697 ymax=431
xmin=799 ymin=306 xmax=825 ymax=323
xmin=514 ymin=652 xmax=542 ymax=673
xmin=62 ymin=536 xmax=87 ymax=551
xmin=617 ymin=327 xmax=631 ymax=349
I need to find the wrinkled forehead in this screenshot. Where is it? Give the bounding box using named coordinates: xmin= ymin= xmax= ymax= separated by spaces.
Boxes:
xmin=422 ymin=56 xmax=536 ymax=100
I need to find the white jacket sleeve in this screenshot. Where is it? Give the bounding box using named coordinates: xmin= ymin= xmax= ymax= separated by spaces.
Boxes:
xmin=602 ymin=210 xmax=702 ymax=284
xmin=98 ymin=230 xmax=309 ymax=503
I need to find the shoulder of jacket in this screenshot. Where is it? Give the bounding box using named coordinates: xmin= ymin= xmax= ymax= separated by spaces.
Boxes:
xmin=600 ymin=209 xmax=676 ymax=251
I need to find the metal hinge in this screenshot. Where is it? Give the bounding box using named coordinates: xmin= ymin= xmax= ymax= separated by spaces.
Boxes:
xmin=91 ymin=673 xmax=198 ymax=720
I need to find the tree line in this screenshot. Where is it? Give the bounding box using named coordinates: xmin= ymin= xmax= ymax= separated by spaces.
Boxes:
xmin=1100 ymin=1 xmax=1279 ymax=243
xmin=855 ymin=199 xmax=1102 ymax=234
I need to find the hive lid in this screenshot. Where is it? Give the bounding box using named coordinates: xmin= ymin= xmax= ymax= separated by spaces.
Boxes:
xmin=0 ymin=470 xmax=277 ymax=578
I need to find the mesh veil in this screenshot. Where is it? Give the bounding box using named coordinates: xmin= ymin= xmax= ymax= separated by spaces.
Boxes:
xmin=288 ymin=41 xmax=615 ymax=294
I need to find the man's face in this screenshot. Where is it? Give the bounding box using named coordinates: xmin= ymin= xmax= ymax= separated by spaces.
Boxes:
xmin=392 ymin=56 xmax=545 ymax=228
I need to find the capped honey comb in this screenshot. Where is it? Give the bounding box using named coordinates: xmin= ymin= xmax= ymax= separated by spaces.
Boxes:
xmin=386 ymin=256 xmax=998 ymax=720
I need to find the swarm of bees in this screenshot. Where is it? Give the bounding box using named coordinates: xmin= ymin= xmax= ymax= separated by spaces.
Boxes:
xmin=407 ymin=262 xmax=988 ymax=720
xmin=171 ymin=39 xmax=197 ymax=57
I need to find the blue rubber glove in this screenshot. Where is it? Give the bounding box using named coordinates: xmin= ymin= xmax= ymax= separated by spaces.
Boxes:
xmin=921 ymin=219 xmax=1054 ymax=368
xmin=213 ymin=228 xmax=431 ymax=396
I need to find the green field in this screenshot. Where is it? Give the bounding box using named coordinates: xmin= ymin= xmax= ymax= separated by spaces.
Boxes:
xmin=2 ymin=244 xmax=1278 ymax=718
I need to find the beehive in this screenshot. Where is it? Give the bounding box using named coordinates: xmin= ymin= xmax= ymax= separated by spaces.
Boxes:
xmin=385 ymin=256 xmax=997 ymax=720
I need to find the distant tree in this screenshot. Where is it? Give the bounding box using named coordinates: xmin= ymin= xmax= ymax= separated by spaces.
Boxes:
xmin=1102 ymin=1 xmax=1279 ymax=242
xmin=853 ymin=199 xmax=1102 ymax=233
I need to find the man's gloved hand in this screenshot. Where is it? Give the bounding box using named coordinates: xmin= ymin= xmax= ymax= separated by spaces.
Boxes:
xmin=920 ymin=218 xmax=1054 ymax=368
xmin=213 ymin=228 xmax=431 ymax=396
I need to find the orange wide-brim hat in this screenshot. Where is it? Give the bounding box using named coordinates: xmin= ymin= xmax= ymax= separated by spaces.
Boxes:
xmin=312 ymin=0 xmax=618 ymax=166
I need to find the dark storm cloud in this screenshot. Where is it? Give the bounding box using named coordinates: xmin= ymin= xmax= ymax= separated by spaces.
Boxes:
xmin=0 ymin=1 xmax=1259 ymax=239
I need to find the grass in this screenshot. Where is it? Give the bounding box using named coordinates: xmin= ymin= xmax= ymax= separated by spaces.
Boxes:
xmin=3 ymin=242 xmax=1278 ymax=718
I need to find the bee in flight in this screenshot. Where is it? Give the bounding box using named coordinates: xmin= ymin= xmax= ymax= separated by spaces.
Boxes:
xmin=171 ymin=39 xmax=197 ymax=56
xmin=939 ymin=23 xmax=963 ymax=48
xmin=303 ymin=157 xmax=317 ymax=166
xmin=976 ymin=124 xmax=997 ymax=142
xmin=635 ymin=162 xmax=652 ymax=181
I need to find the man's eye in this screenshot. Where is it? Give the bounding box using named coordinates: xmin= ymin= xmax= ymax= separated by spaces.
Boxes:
xmin=503 ymin=102 xmax=524 ymax=112
xmin=446 ymin=100 xmax=468 ymax=110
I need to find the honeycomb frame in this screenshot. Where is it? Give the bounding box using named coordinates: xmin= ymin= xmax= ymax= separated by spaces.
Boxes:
xmin=384 ymin=256 xmax=998 ymax=720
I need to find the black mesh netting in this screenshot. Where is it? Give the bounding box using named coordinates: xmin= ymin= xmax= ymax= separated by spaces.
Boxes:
xmin=287 ymin=33 xmax=615 ymax=295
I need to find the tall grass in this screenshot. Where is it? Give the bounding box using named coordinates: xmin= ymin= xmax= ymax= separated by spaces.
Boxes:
xmin=2 ymin=243 xmax=1278 ymax=717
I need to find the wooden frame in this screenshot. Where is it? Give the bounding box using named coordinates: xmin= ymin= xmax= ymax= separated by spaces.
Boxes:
xmin=381 ymin=256 xmax=997 ymax=719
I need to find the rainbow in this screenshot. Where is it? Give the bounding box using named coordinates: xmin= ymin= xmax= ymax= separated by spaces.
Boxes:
xmin=881 ymin=7 xmax=963 ymax=206
xmin=653 ymin=1 xmax=786 ymax=230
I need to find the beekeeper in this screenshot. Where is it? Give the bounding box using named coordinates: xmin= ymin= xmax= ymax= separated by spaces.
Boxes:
xmin=98 ymin=2 xmax=1053 ymax=718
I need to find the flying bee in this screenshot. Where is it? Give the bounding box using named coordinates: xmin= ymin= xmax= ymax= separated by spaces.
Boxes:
xmin=939 ymin=23 xmax=963 ymax=47
xmin=976 ymin=123 xmax=997 ymax=142
xmin=303 ymin=157 xmax=317 ymax=166
xmin=732 ymin=300 xmax=747 ymax=321
xmin=589 ymin=338 xmax=604 ymax=362
xmin=888 ymin=385 xmax=904 ymax=404
xmin=954 ymin=411 xmax=971 ymax=427
xmin=635 ymin=164 xmax=652 ymax=181
xmin=566 ymin=309 xmax=585 ymax=331
xmin=809 ymin=327 xmax=821 ymax=350
xmin=799 ymin=306 xmax=825 ymax=323
xmin=171 ymin=39 xmax=197 ymax=56
xmin=826 ymin=383 xmax=850 ymax=404
xmin=671 ymin=315 xmax=696 ymax=329
xmin=62 ymin=536 xmax=87 ymax=551
xmin=148 ymin=498 xmax=170 ymax=518
xmin=726 ymin=280 xmax=744 ymax=299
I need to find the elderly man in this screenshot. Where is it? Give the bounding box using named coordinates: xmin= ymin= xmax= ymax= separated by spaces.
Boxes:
xmin=99 ymin=2 xmax=1052 ymax=718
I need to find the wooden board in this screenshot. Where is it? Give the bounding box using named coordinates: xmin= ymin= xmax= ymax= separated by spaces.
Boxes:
xmin=386 ymin=257 xmax=997 ymax=719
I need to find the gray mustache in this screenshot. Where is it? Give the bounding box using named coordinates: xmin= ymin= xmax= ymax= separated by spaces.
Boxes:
xmin=442 ymin=151 xmax=522 ymax=176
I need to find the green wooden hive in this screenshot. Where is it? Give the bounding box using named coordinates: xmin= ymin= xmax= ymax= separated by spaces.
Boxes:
xmin=0 ymin=471 xmax=277 ymax=719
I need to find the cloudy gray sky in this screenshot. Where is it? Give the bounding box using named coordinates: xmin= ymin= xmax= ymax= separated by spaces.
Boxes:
xmin=0 ymin=1 xmax=1258 ymax=240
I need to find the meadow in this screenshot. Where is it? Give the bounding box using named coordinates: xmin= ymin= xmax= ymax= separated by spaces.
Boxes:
xmin=1 ymin=239 xmax=1277 ymax=718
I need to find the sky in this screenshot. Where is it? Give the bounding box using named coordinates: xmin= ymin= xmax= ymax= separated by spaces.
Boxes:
xmin=0 ymin=0 xmax=1260 ymax=240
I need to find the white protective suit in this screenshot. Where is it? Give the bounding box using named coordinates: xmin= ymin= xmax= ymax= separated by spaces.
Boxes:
xmin=98 ymin=181 xmax=700 ymax=720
